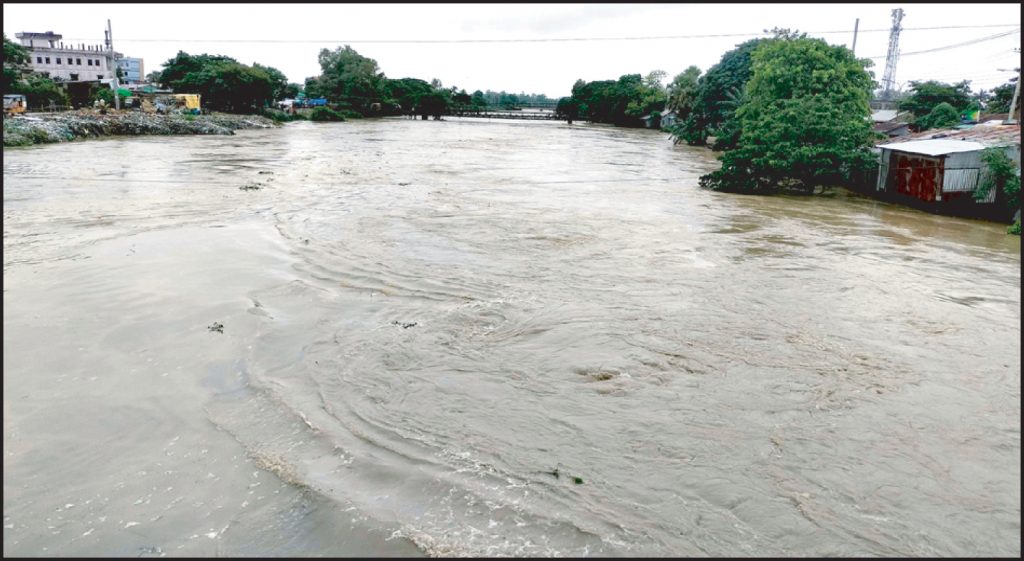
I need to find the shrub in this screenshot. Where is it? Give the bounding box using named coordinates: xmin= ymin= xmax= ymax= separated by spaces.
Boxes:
xmin=310 ymin=106 xmax=346 ymax=121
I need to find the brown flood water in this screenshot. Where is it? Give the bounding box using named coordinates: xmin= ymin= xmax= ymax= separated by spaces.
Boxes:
xmin=3 ymin=118 xmax=1020 ymax=557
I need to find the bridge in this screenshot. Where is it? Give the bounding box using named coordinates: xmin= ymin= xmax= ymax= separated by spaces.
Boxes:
xmin=446 ymin=109 xmax=562 ymax=121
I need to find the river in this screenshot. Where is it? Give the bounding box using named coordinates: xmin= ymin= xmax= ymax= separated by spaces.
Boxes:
xmin=3 ymin=118 xmax=1020 ymax=557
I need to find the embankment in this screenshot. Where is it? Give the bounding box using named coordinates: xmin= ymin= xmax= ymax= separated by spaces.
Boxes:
xmin=3 ymin=111 xmax=278 ymax=147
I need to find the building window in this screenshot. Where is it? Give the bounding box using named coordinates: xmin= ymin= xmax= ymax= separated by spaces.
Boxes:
xmin=37 ymin=56 xmax=42 ymax=64
xmin=97 ymin=74 xmax=103 ymax=79
xmin=45 ymin=57 xmax=50 ymax=64
xmin=76 ymin=58 xmax=81 ymax=65
xmin=56 ymin=57 xmax=62 ymax=64
xmin=87 ymin=59 xmax=92 ymax=66
xmin=70 ymin=73 xmax=79 ymax=81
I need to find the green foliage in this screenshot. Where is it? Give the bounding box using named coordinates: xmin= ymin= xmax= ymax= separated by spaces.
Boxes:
xmin=158 ymin=51 xmax=278 ymax=113
xmin=987 ymin=74 xmax=1018 ymax=113
xmin=555 ymin=96 xmax=580 ymax=121
xmin=312 ymin=45 xmax=387 ymax=116
xmin=1009 ymin=219 xmax=1021 ymax=235
xmin=4 ymin=33 xmax=69 ymax=107
xmin=11 ymin=73 xmax=70 ymax=107
xmin=384 ymin=77 xmax=434 ymax=114
xmin=665 ymin=66 xmax=701 ymax=114
xmin=699 ymin=36 xmax=876 ymax=194
xmin=898 ymin=80 xmax=973 ymax=119
xmin=973 ymin=148 xmax=1021 ymax=220
xmin=916 ymin=102 xmax=962 ymax=131
xmin=252 ymin=63 xmax=290 ymax=102
xmin=90 ymin=86 xmax=115 ymax=104
xmin=260 ymin=107 xmax=307 ymax=122
xmin=310 ymin=106 xmax=346 ymax=121
xmin=3 ymin=33 xmax=31 ymax=92
xmin=564 ymin=72 xmax=665 ymax=127
xmin=673 ymin=38 xmax=769 ymax=148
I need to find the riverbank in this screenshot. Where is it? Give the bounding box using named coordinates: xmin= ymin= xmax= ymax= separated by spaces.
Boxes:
xmin=3 ymin=111 xmax=278 ymax=147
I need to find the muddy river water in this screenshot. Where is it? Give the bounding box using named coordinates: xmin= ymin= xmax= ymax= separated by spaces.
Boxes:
xmin=3 ymin=118 xmax=1020 ymax=557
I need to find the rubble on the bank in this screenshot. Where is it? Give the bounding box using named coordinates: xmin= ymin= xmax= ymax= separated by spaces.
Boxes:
xmin=3 ymin=110 xmax=278 ymax=147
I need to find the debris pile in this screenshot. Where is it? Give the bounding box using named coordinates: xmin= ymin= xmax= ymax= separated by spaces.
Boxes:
xmin=4 ymin=110 xmax=278 ymax=147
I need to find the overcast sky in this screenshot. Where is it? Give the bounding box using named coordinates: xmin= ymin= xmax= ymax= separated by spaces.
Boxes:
xmin=4 ymin=3 xmax=1020 ymax=97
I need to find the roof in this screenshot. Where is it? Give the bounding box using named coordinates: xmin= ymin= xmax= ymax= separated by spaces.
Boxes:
xmin=871 ymin=109 xmax=900 ymax=122
xmin=892 ymin=124 xmax=1020 ymax=148
xmin=873 ymin=121 xmax=909 ymax=133
xmin=878 ymin=139 xmax=988 ymax=156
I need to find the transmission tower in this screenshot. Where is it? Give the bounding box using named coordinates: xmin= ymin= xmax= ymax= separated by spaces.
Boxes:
xmin=880 ymin=8 xmax=905 ymax=100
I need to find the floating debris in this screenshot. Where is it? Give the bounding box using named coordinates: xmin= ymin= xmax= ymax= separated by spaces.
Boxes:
xmin=239 ymin=182 xmax=264 ymax=191
xmin=208 ymin=322 xmax=224 ymax=334
xmin=391 ymin=321 xmax=418 ymax=329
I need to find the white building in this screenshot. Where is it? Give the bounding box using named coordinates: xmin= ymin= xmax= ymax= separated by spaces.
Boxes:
xmin=15 ymin=31 xmax=114 ymax=82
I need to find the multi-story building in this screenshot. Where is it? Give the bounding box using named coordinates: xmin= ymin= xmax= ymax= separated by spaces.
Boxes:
xmin=116 ymin=57 xmax=145 ymax=84
xmin=15 ymin=31 xmax=114 ymax=82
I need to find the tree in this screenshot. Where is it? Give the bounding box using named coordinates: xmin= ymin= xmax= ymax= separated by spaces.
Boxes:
xmin=282 ymin=82 xmax=302 ymax=100
xmin=666 ymin=66 xmax=701 ymax=115
xmin=470 ymin=90 xmax=487 ymax=110
xmin=626 ymin=70 xmax=669 ymax=123
xmin=158 ymin=51 xmax=277 ymax=113
xmin=973 ymin=147 xmax=1020 ymax=221
xmin=252 ymin=63 xmax=289 ymax=102
xmin=699 ymin=36 xmax=876 ymax=194
xmin=384 ymin=77 xmax=434 ymax=115
xmin=3 ymin=33 xmax=31 ymax=93
xmin=4 ymin=33 xmax=69 ymax=107
xmin=916 ymin=102 xmax=961 ymax=131
xmin=144 ymin=70 xmax=163 ymax=86
xmin=673 ymin=37 xmax=770 ymax=148
xmin=898 ymin=80 xmax=973 ymax=119
xmin=555 ymin=96 xmax=580 ymax=123
xmin=987 ymin=73 xmax=1019 ymax=113
xmin=313 ymin=45 xmax=387 ymax=115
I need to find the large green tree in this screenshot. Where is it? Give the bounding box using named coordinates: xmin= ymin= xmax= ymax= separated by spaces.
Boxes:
xmin=158 ymin=52 xmax=278 ymax=113
xmin=672 ymin=38 xmax=769 ymax=148
xmin=312 ymin=45 xmax=387 ymax=115
xmin=699 ymin=36 xmax=876 ymax=194
xmin=665 ymin=66 xmax=701 ymax=117
xmin=897 ymin=80 xmax=973 ymax=118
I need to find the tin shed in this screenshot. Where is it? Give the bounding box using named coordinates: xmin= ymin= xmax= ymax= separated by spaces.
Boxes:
xmin=876 ymin=137 xmax=1019 ymax=205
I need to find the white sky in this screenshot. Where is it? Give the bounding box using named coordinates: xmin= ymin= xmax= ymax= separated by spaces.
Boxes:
xmin=3 ymin=3 xmax=1020 ymax=98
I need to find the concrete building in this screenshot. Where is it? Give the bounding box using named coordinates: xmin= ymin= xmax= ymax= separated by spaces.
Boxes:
xmin=116 ymin=57 xmax=145 ymax=84
xmin=15 ymin=31 xmax=113 ymax=82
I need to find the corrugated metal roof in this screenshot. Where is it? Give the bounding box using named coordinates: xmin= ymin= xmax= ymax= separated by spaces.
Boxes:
xmin=882 ymin=124 xmax=1020 ymax=148
xmin=878 ymin=139 xmax=987 ymax=156
xmin=871 ymin=109 xmax=899 ymax=122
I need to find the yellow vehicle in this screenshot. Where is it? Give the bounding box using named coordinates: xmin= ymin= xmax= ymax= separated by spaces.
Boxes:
xmin=4 ymin=94 xmax=27 ymax=115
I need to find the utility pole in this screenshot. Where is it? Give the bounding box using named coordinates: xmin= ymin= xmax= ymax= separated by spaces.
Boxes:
xmin=852 ymin=18 xmax=860 ymax=55
xmin=106 ymin=19 xmax=120 ymax=110
xmin=1006 ymin=49 xmax=1021 ymax=124
xmin=1006 ymin=68 xmax=1020 ymax=124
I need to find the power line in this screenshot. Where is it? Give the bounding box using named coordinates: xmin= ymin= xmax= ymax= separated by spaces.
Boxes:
xmin=56 ymin=24 xmax=1022 ymax=45
xmin=864 ymin=28 xmax=1020 ymax=59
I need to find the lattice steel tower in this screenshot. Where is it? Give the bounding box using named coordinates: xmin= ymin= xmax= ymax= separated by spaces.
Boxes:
xmin=880 ymin=8 xmax=905 ymax=100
